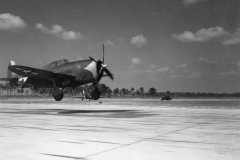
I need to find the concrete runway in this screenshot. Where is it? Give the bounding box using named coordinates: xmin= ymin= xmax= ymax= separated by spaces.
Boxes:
xmin=0 ymin=99 xmax=239 ymax=160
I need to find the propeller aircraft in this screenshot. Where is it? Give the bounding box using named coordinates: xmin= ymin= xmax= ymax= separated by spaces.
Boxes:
xmin=0 ymin=45 xmax=114 ymax=101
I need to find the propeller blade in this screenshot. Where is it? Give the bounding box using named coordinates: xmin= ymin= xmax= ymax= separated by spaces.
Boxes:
xmin=97 ymin=69 xmax=104 ymax=83
xmin=96 ymin=60 xmax=102 ymax=75
xmin=90 ymin=45 xmax=114 ymax=83
xmin=89 ymin=56 xmax=97 ymax=62
xmin=103 ymin=68 xmax=114 ymax=80
xmin=102 ymin=44 xmax=105 ymax=64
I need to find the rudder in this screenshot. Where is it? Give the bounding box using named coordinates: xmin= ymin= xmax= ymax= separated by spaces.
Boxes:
xmin=7 ymin=61 xmax=16 ymax=78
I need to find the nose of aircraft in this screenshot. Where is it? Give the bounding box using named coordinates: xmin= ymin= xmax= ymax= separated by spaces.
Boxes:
xmin=84 ymin=61 xmax=98 ymax=80
xmin=88 ymin=44 xmax=114 ymax=83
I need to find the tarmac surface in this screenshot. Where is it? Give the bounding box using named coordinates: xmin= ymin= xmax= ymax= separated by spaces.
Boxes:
xmin=0 ymin=98 xmax=240 ymax=160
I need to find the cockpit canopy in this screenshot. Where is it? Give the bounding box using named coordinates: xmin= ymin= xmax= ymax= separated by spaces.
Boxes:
xmin=43 ymin=59 xmax=69 ymax=70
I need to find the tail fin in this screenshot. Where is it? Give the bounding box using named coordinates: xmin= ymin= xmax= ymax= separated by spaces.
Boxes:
xmin=7 ymin=61 xmax=16 ymax=78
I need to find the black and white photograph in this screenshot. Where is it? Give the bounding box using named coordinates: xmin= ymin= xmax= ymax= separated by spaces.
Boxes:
xmin=0 ymin=0 xmax=239 ymax=159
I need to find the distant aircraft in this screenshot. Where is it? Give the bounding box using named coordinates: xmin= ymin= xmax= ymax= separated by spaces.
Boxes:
xmin=0 ymin=45 xmax=113 ymax=101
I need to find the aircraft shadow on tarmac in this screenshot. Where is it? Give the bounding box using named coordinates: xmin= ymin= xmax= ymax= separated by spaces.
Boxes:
xmin=3 ymin=109 xmax=156 ymax=118
xmin=37 ymin=109 xmax=156 ymax=118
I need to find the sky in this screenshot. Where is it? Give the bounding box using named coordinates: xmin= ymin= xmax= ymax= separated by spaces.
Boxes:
xmin=0 ymin=0 xmax=240 ymax=93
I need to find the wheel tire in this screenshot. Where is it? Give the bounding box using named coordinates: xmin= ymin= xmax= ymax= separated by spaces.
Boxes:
xmin=91 ymin=91 xmax=100 ymax=100
xmin=54 ymin=92 xmax=64 ymax=101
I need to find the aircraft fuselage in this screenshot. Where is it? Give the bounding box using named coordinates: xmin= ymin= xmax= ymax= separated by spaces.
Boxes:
xmin=15 ymin=59 xmax=97 ymax=89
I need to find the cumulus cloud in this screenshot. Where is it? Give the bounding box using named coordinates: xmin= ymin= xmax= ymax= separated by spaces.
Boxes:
xmin=219 ymin=70 xmax=239 ymax=76
xmin=104 ymin=40 xmax=114 ymax=46
xmin=172 ymin=26 xmax=240 ymax=46
xmin=132 ymin=58 xmax=141 ymax=65
xmin=222 ymin=29 xmax=240 ymax=45
xmin=128 ymin=57 xmax=171 ymax=77
xmin=198 ymin=57 xmax=217 ymax=64
xmin=186 ymin=72 xmax=202 ymax=78
xmin=0 ymin=13 xmax=27 ymax=31
xmin=177 ymin=64 xmax=187 ymax=68
xmin=149 ymin=64 xmax=158 ymax=70
xmin=183 ymin=0 xmax=209 ymax=5
xmin=36 ymin=23 xmax=83 ymax=41
xmin=171 ymin=26 xmax=228 ymax=42
xmin=145 ymin=65 xmax=171 ymax=76
xmin=131 ymin=35 xmax=147 ymax=47
xmin=157 ymin=67 xmax=169 ymax=72
xmin=170 ymin=70 xmax=203 ymax=79
xmin=223 ymin=37 xmax=240 ymax=45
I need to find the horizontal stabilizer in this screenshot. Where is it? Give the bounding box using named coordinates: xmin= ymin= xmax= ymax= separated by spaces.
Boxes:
xmin=0 ymin=78 xmax=18 ymax=81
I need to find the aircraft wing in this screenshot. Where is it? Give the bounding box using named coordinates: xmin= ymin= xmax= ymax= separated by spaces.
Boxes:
xmin=8 ymin=65 xmax=76 ymax=82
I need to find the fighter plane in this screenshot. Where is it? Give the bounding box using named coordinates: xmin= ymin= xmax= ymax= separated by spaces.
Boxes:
xmin=0 ymin=45 xmax=114 ymax=101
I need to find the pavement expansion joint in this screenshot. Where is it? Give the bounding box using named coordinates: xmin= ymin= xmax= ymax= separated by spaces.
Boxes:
xmin=79 ymin=113 xmax=240 ymax=159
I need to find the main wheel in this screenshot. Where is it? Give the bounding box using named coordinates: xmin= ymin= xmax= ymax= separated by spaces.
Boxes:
xmin=91 ymin=90 xmax=100 ymax=100
xmin=54 ymin=92 xmax=64 ymax=101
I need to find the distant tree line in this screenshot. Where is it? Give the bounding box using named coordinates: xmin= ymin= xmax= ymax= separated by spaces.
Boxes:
xmin=0 ymin=83 xmax=240 ymax=98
